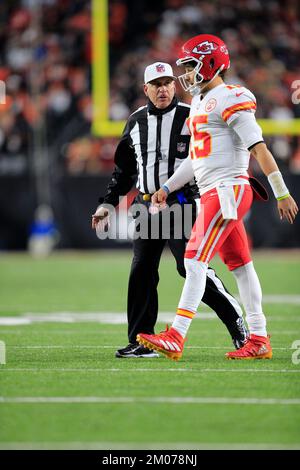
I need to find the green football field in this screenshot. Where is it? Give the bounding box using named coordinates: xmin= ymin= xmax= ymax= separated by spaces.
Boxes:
xmin=0 ymin=250 xmax=300 ymax=450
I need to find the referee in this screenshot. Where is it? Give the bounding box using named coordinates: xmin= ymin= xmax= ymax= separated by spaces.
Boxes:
xmin=92 ymin=62 xmax=248 ymax=358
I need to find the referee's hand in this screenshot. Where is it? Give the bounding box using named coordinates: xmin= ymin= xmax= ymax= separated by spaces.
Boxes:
xmin=151 ymin=188 xmax=168 ymax=208
xmin=92 ymin=206 xmax=109 ymax=229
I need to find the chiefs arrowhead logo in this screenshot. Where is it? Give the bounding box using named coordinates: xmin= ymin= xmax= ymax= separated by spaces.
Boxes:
xmin=192 ymin=41 xmax=218 ymax=55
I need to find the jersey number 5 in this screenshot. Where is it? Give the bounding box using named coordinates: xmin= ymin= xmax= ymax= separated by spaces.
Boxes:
xmin=189 ymin=115 xmax=211 ymax=159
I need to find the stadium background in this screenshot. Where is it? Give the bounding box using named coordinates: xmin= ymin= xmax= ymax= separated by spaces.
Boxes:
xmin=0 ymin=0 xmax=300 ymax=251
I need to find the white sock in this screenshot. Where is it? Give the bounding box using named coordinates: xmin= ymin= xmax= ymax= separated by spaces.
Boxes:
xmin=172 ymin=314 xmax=194 ymax=338
xmin=232 ymin=261 xmax=267 ymax=337
xmin=172 ymin=259 xmax=208 ymax=338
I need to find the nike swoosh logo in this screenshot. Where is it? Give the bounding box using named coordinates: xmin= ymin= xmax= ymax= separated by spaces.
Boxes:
xmin=236 ymin=92 xmax=244 ymax=97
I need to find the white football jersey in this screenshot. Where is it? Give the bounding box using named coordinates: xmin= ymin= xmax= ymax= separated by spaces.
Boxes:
xmin=187 ymin=83 xmax=263 ymax=194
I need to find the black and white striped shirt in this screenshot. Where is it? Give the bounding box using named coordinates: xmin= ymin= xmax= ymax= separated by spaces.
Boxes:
xmin=103 ymin=97 xmax=192 ymax=207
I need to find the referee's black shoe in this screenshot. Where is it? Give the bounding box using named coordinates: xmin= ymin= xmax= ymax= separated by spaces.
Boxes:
xmin=229 ymin=317 xmax=249 ymax=349
xmin=115 ymin=342 xmax=160 ymax=358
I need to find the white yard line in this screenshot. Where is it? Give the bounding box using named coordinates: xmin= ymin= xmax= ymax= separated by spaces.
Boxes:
xmin=1 ymin=303 xmax=300 ymax=326
xmin=7 ymin=345 xmax=290 ymax=350
xmin=1 ymin=396 xmax=300 ymax=405
xmin=1 ymin=330 xmax=298 ymax=337
xmin=262 ymin=295 xmax=300 ymax=304
xmin=1 ymin=368 xmax=299 ymax=373
xmin=270 ymin=331 xmax=300 ymax=335
xmin=0 ymin=442 xmax=299 ymax=450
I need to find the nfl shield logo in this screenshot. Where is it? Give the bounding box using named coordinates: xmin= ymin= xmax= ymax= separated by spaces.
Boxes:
xmin=156 ymin=64 xmax=165 ymax=73
xmin=177 ymin=142 xmax=186 ymax=153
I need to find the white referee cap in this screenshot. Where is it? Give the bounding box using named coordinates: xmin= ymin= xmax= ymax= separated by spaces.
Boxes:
xmin=144 ymin=62 xmax=176 ymax=84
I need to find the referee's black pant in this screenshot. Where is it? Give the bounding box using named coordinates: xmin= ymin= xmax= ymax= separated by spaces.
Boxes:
xmin=127 ymin=197 xmax=241 ymax=344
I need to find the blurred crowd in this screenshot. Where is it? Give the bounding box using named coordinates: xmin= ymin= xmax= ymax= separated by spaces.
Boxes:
xmin=0 ymin=0 xmax=300 ymax=177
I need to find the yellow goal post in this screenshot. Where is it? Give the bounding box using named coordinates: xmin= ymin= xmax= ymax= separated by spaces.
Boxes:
xmin=92 ymin=0 xmax=300 ymax=138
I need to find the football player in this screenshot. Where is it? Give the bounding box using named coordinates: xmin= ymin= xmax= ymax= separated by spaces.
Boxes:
xmin=137 ymin=34 xmax=298 ymax=360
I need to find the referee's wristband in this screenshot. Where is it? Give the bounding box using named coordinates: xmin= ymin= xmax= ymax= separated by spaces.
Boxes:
xmin=267 ymin=171 xmax=289 ymax=200
xmin=162 ymin=184 xmax=170 ymax=195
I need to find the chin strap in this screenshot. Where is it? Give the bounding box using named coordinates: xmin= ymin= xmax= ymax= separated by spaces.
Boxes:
xmin=190 ymin=64 xmax=225 ymax=96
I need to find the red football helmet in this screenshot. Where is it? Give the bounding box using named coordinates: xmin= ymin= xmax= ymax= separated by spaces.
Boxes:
xmin=176 ymin=34 xmax=230 ymax=95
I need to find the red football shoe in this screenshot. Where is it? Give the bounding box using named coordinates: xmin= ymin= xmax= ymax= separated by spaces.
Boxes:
xmin=226 ymin=334 xmax=272 ymax=360
xmin=137 ymin=326 xmax=185 ymax=361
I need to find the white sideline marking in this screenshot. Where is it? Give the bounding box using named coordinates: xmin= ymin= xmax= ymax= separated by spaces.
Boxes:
xmin=1 ymin=368 xmax=300 ymax=373
xmin=0 ymin=318 xmax=31 ymax=326
xmin=262 ymin=295 xmax=300 ymax=304
xmin=7 ymin=345 xmax=290 ymax=351
xmin=0 ymin=312 xmax=203 ymax=326
xmin=1 ymin=396 xmax=300 ymax=405
xmin=0 ymin=299 xmax=300 ymax=326
xmin=270 ymin=331 xmax=300 ymax=335
xmin=0 ymin=442 xmax=299 ymax=450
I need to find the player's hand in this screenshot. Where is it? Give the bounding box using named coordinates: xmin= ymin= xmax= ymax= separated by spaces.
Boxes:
xmin=91 ymin=206 xmax=109 ymax=230
xmin=151 ymin=188 xmax=168 ymax=208
xmin=277 ymin=195 xmax=298 ymax=224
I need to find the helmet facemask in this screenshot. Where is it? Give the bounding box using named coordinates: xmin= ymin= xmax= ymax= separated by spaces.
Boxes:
xmin=176 ymin=58 xmax=204 ymax=96
xmin=177 ymin=57 xmax=225 ymax=96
